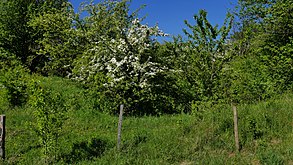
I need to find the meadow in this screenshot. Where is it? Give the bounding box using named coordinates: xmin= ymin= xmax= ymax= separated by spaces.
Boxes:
xmin=1 ymin=76 xmax=293 ymax=164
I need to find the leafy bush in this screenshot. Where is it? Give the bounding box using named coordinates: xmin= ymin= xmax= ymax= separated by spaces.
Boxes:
xmin=181 ymin=10 xmax=233 ymax=104
xmin=28 ymin=79 xmax=68 ymax=163
xmin=0 ymin=48 xmax=29 ymax=106
xmin=28 ymin=3 xmax=78 ymax=76
xmin=260 ymin=38 xmax=293 ymax=91
xmin=221 ymin=54 xmax=275 ymax=104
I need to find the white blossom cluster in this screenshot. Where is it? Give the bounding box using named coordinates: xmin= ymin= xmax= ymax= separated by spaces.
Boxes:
xmin=72 ymin=18 xmax=168 ymax=89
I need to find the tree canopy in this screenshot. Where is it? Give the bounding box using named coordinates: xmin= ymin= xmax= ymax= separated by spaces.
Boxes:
xmin=1 ymin=0 xmax=293 ymax=114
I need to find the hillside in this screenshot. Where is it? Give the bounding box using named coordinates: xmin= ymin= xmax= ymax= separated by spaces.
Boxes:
xmin=1 ymin=76 xmax=293 ymax=164
xmin=0 ymin=0 xmax=293 ymax=164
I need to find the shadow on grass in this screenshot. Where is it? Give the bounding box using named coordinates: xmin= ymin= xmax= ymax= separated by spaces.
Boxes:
xmin=62 ymin=138 xmax=110 ymax=163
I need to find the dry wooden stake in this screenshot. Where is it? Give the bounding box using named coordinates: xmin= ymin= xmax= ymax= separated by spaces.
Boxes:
xmin=0 ymin=115 xmax=5 ymax=160
xmin=117 ymin=104 xmax=124 ymax=151
xmin=232 ymin=104 xmax=240 ymax=152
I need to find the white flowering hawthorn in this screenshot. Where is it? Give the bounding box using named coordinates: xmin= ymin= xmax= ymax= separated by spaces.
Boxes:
xmin=72 ymin=18 xmax=168 ymax=92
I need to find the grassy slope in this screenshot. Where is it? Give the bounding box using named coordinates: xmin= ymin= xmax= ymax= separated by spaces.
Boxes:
xmin=1 ymin=76 xmax=293 ymax=164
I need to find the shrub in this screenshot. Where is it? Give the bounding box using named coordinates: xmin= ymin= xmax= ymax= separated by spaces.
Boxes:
xmin=0 ymin=48 xmax=29 ymax=107
xmin=220 ymin=54 xmax=275 ymax=104
xmin=28 ymin=79 xmax=68 ymax=163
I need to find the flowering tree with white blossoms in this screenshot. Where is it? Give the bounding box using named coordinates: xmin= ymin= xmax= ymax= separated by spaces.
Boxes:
xmin=74 ymin=19 xmax=167 ymax=87
xmin=71 ymin=0 xmax=169 ymax=114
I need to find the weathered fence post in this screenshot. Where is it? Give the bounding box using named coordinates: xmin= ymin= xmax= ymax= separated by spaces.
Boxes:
xmin=0 ymin=115 xmax=6 ymax=160
xmin=232 ymin=104 xmax=240 ymax=152
xmin=117 ymin=104 xmax=124 ymax=151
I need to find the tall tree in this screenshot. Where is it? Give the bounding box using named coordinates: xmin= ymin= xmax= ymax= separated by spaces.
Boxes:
xmin=182 ymin=10 xmax=233 ymax=102
xmin=71 ymin=0 xmax=169 ymax=115
xmin=0 ymin=0 xmax=68 ymax=71
xmin=0 ymin=0 xmax=31 ymax=64
xmin=28 ymin=2 xmax=77 ymax=76
xmin=235 ymin=0 xmax=293 ymax=90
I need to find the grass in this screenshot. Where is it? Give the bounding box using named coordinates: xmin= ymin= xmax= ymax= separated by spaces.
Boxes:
xmin=1 ymin=76 xmax=293 ymax=164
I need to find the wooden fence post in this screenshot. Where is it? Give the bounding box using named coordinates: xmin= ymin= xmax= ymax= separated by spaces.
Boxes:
xmin=117 ymin=104 xmax=124 ymax=151
xmin=0 ymin=115 xmax=5 ymax=160
xmin=232 ymin=104 xmax=240 ymax=152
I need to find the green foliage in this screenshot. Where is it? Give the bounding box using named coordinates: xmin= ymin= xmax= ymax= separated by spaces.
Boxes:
xmin=0 ymin=0 xmax=32 ymax=65
xmin=0 ymin=66 xmax=29 ymax=107
xmin=221 ymin=54 xmax=274 ymax=104
xmin=0 ymin=48 xmax=29 ymax=106
xmin=28 ymin=79 xmax=68 ymax=163
xmin=263 ymin=0 xmax=293 ymax=46
xmin=0 ymin=0 xmax=292 ymax=116
xmin=181 ymin=9 xmax=233 ymax=103
xmin=234 ymin=0 xmax=293 ymax=96
xmin=155 ymin=40 xmax=197 ymax=113
xmin=0 ymin=83 xmax=9 ymax=111
xmin=260 ymin=37 xmax=293 ymax=91
xmin=0 ymin=0 xmax=69 ymax=73
xmin=28 ymin=2 xmax=78 ymax=76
